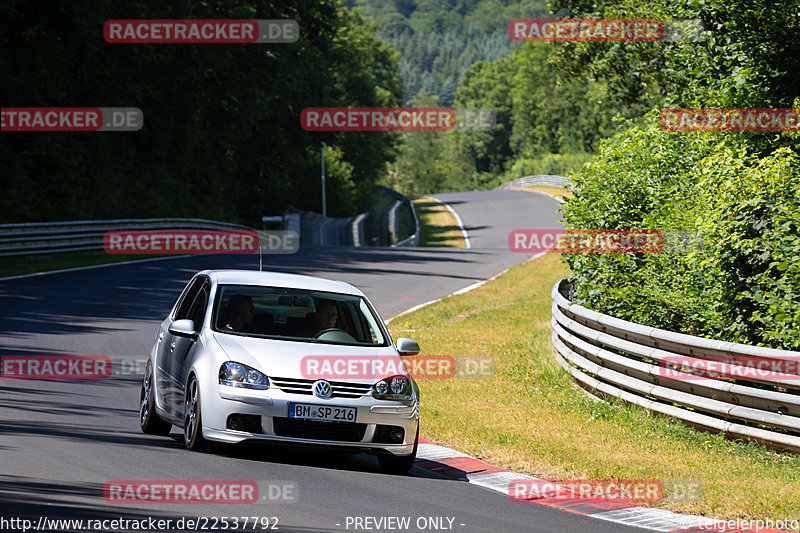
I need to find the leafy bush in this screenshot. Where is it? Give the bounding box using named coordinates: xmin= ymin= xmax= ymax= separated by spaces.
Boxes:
xmin=562 ymin=118 xmax=715 ymax=335
xmin=552 ymin=0 xmax=800 ymax=349
xmin=698 ymin=147 xmax=800 ymax=348
xmin=563 ymin=115 xmax=800 ymax=349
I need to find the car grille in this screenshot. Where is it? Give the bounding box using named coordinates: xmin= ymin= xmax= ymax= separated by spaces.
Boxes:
xmin=270 ymin=377 xmax=373 ymax=399
xmin=272 ymin=417 xmax=367 ymax=442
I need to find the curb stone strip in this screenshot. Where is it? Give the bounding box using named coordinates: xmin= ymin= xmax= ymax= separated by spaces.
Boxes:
xmin=592 ymin=508 xmax=716 ymax=532
xmin=412 ymin=438 xmax=785 ymax=532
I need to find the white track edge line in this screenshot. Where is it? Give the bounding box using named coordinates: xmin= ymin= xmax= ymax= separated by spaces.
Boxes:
xmin=427 ymin=195 xmax=471 ymax=249
xmin=385 ymin=252 xmax=545 ymax=324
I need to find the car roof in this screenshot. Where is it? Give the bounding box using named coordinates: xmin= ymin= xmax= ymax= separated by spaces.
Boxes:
xmin=199 ymin=269 xmax=364 ymax=296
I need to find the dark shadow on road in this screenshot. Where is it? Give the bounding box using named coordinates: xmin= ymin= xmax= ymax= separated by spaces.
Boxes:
xmin=196 ymin=439 xmax=447 ymax=482
xmin=0 ymin=246 xmax=498 ymax=341
xmin=0 ymin=419 xmax=184 ymax=449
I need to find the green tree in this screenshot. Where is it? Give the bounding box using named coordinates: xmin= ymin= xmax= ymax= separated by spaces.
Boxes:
xmin=0 ymin=0 xmax=403 ymax=224
xmin=555 ymin=0 xmax=800 ymax=348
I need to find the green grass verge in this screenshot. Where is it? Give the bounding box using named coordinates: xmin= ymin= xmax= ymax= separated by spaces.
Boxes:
xmin=414 ymin=197 xmax=466 ymax=248
xmin=393 ymin=252 xmax=800 ymax=523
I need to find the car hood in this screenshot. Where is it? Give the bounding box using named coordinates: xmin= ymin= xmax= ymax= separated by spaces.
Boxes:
xmin=212 ymin=332 xmax=405 ymax=383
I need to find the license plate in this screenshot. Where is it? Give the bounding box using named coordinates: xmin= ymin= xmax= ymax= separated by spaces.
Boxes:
xmin=288 ymin=403 xmax=357 ymax=422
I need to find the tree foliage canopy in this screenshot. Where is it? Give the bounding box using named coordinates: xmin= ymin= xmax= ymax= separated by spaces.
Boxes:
xmin=1 ymin=0 xmax=403 ymax=223
xmin=556 ymin=0 xmax=800 ymax=348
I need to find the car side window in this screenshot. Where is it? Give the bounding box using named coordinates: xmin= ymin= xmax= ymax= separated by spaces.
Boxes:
xmin=174 ymin=277 xmax=205 ymax=320
xmin=186 ymin=284 xmax=210 ymax=330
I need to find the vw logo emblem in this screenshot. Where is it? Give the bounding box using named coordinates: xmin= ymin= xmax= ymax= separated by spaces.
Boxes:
xmin=313 ymin=380 xmax=332 ymax=399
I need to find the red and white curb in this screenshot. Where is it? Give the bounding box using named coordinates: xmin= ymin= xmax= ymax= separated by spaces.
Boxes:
xmin=413 ymin=438 xmax=784 ymax=533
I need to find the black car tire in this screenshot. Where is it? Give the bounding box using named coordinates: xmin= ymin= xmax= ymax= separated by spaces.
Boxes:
xmin=139 ymin=362 xmax=172 ymax=436
xmin=184 ymin=375 xmax=210 ymax=452
xmin=378 ymin=425 xmax=418 ymax=474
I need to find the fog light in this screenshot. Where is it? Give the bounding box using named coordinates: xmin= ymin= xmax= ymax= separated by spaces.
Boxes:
xmin=226 ymin=414 xmax=262 ymax=433
xmin=228 ymin=415 xmax=243 ymax=430
xmin=390 ymin=428 xmax=404 ymax=443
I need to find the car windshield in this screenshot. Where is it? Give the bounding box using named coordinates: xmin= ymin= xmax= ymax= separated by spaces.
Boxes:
xmin=212 ymin=284 xmax=387 ymax=346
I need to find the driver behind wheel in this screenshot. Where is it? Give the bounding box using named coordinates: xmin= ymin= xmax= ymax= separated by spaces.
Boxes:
xmin=312 ymin=298 xmax=338 ymax=333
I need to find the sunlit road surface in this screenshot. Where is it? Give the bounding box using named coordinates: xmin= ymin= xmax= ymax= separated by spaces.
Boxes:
xmin=0 ymin=191 xmax=651 ymax=532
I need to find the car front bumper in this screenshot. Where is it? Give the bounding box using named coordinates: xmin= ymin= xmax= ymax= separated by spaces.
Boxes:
xmin=200 ymin=381 xmax=419 ymax=456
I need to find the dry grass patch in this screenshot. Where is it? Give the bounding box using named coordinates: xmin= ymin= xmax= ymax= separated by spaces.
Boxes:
xmin=517 ymin=186 xmax=574 ymax=200
xmin=414 ymin=197 xmax=466 ymax=248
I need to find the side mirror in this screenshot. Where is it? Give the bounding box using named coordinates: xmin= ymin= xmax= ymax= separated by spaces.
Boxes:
xmin=396 ymin=337 xmax=420 ymax=356
xmin=169 ymin=319 xmax=198 ymax=340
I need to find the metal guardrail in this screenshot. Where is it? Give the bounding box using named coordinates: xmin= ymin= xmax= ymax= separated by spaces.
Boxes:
xmin=496 ymin=175 xmax=571 ymax=190
xmin=551 ymin=279 xmax=800 ymax=453
xmin=391 ymin=196 xmax=419 ymax=248
xmin=286 ymin=194 xmax=418 ymax=248
xmin=284 ymin=207 xmax=359 ymax=246
xmin=1 ymin=188 xmax=420 ymax=256
xmin=0 ymin=218 xmax=252 ymax=257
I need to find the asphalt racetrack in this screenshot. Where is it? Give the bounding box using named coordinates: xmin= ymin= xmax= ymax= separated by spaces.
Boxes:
xmin=0 ymin=190 xmax=654 ymax=532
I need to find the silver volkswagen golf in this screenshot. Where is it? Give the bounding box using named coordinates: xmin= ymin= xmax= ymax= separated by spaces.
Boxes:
xmin=139 ymin=269 xmax=421 ymax=473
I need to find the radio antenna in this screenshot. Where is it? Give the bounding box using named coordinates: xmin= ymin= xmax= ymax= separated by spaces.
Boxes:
xmin=259 ymin=233 xmax=263 ymax=272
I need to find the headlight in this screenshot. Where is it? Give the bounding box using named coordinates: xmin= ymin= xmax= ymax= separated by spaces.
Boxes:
xmin=372 ymin=375 xmax=411 ymax=400
xmin=219 ymin=362 xmax=270 ymax=390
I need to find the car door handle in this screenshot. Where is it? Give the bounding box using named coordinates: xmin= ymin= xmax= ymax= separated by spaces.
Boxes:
xmin=170 ymin=342 xmax=176 ymax=352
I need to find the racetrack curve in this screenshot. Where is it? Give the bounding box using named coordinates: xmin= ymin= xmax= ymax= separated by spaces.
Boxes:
xmin=0 ymin=190 xmax=655 ymax=533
